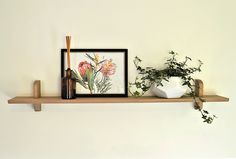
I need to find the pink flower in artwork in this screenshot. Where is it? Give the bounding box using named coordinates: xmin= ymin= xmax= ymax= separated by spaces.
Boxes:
xmin=78 ymin=61 xmax=92 ymax=78
xmin=101 ymin=59 xmax=116 ymax=77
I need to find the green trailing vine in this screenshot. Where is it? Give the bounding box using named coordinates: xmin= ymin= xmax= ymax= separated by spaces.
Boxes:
xmin=129 ymin=51 xmax=217 ymax=124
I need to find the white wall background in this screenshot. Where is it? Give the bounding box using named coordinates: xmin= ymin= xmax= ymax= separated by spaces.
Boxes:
xmin=0 ymin=0 xmax=236 ymax=158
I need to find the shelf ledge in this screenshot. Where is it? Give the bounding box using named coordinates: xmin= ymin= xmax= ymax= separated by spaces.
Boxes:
xmin=8 ymin=95 xmax=229 ymax=104
xmin=7 ymin=80 xmax=229 ymax=111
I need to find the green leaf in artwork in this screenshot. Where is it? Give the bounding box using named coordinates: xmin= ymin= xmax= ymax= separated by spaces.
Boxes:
xmin=97 ymin=59 xmax=106 ymax=65
xmin=95 ymin=77 xmax=112 ymax=94
xmin=86 ymin=69 xmax=95 ymax=93
xmin=72 ymin=70 xmax=88 ymax=89
xmin=86 ymin=53 xmax=95 ymax=61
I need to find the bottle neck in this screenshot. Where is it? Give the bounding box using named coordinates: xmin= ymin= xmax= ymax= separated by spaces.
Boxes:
xmin=65 ymin=68 xmax=72 ymax=78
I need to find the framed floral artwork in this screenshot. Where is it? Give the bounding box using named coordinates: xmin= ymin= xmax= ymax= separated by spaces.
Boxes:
xmin=61 ymin=49 xmax=128 ymax=97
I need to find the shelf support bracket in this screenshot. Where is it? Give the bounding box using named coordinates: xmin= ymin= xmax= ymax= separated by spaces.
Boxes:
xmin=33 ymin=80 xmax=41 ymax=111
xmin=194 ymin=79 xmax=204 ymax=110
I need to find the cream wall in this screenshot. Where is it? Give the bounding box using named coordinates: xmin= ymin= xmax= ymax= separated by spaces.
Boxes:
xmin=0 ymin=0 xmax=236 ymax=158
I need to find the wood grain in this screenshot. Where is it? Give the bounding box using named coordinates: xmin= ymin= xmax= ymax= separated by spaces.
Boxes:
xmin=33 ymin=80 xmax=41 ymax=98
xmin=33 ymin=80 xmax=41 ymax=111
xmin=194 ymin=79 xmax=204 ymax=109
xmin=195 ymin=79 xmax=204 ymax=97
xmin=8 ymin=95 xmax=229 ymax=105
xmin=66 ymin=36 xmax=71 ymax=69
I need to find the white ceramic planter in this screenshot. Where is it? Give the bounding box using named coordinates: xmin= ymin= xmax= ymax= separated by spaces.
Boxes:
xmin=151 ymin=77 xmax=187 ymax=98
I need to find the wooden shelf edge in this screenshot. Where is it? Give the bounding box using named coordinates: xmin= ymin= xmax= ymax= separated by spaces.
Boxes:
xmin=8 ymin=95 xmax=229 ymax=105
xmin=201 ymin=95 xmax=229 ymax=102
xmin=7 ymin=80 xmax=229 ymax=111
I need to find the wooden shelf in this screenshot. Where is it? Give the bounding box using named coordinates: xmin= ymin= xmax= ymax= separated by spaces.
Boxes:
xmin=8 ymin=95 xmax=229 ymax=105
xmin=7 ymin=80 xmax=229 ymax=111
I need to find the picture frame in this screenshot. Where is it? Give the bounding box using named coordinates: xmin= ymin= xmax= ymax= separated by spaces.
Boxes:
xmin=61 ymin=49 xmax=128 ymax=97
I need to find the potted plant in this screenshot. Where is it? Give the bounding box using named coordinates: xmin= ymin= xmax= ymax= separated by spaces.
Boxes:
xmin=129 ymin=51 xmax=216 ymax=124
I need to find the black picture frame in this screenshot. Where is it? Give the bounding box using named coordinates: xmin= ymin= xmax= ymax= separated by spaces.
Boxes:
xmin=61 ymin=49 xmax=128 ymax=97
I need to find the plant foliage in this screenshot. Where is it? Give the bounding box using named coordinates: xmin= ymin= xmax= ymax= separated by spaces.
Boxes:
xmin=129 ymin=51 xmax=216 ymax=124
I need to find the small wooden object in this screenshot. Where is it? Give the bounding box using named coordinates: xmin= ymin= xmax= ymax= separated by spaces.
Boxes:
xmin=33 ymin=80 xmax=41 ymax=111
xmin=33 ymin=80 xmax=41 ymax=98
xmin=66 ymin=36 xmax=71 ymax=69
xmin=194 ymin=79 xmax=204 ymax=109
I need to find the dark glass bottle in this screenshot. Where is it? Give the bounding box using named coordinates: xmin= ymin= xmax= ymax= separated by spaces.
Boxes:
xmin=61 ymin=68 xmax=76 ymax=99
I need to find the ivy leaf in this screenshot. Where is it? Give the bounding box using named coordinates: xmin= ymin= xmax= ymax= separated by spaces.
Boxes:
xmin=133 ymin=91 xmax=140 ymax=97
xmin=135 ymin=82 xmax=142 ymax=88
xmin=135 ymin=56 xmax=142 ymax=62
